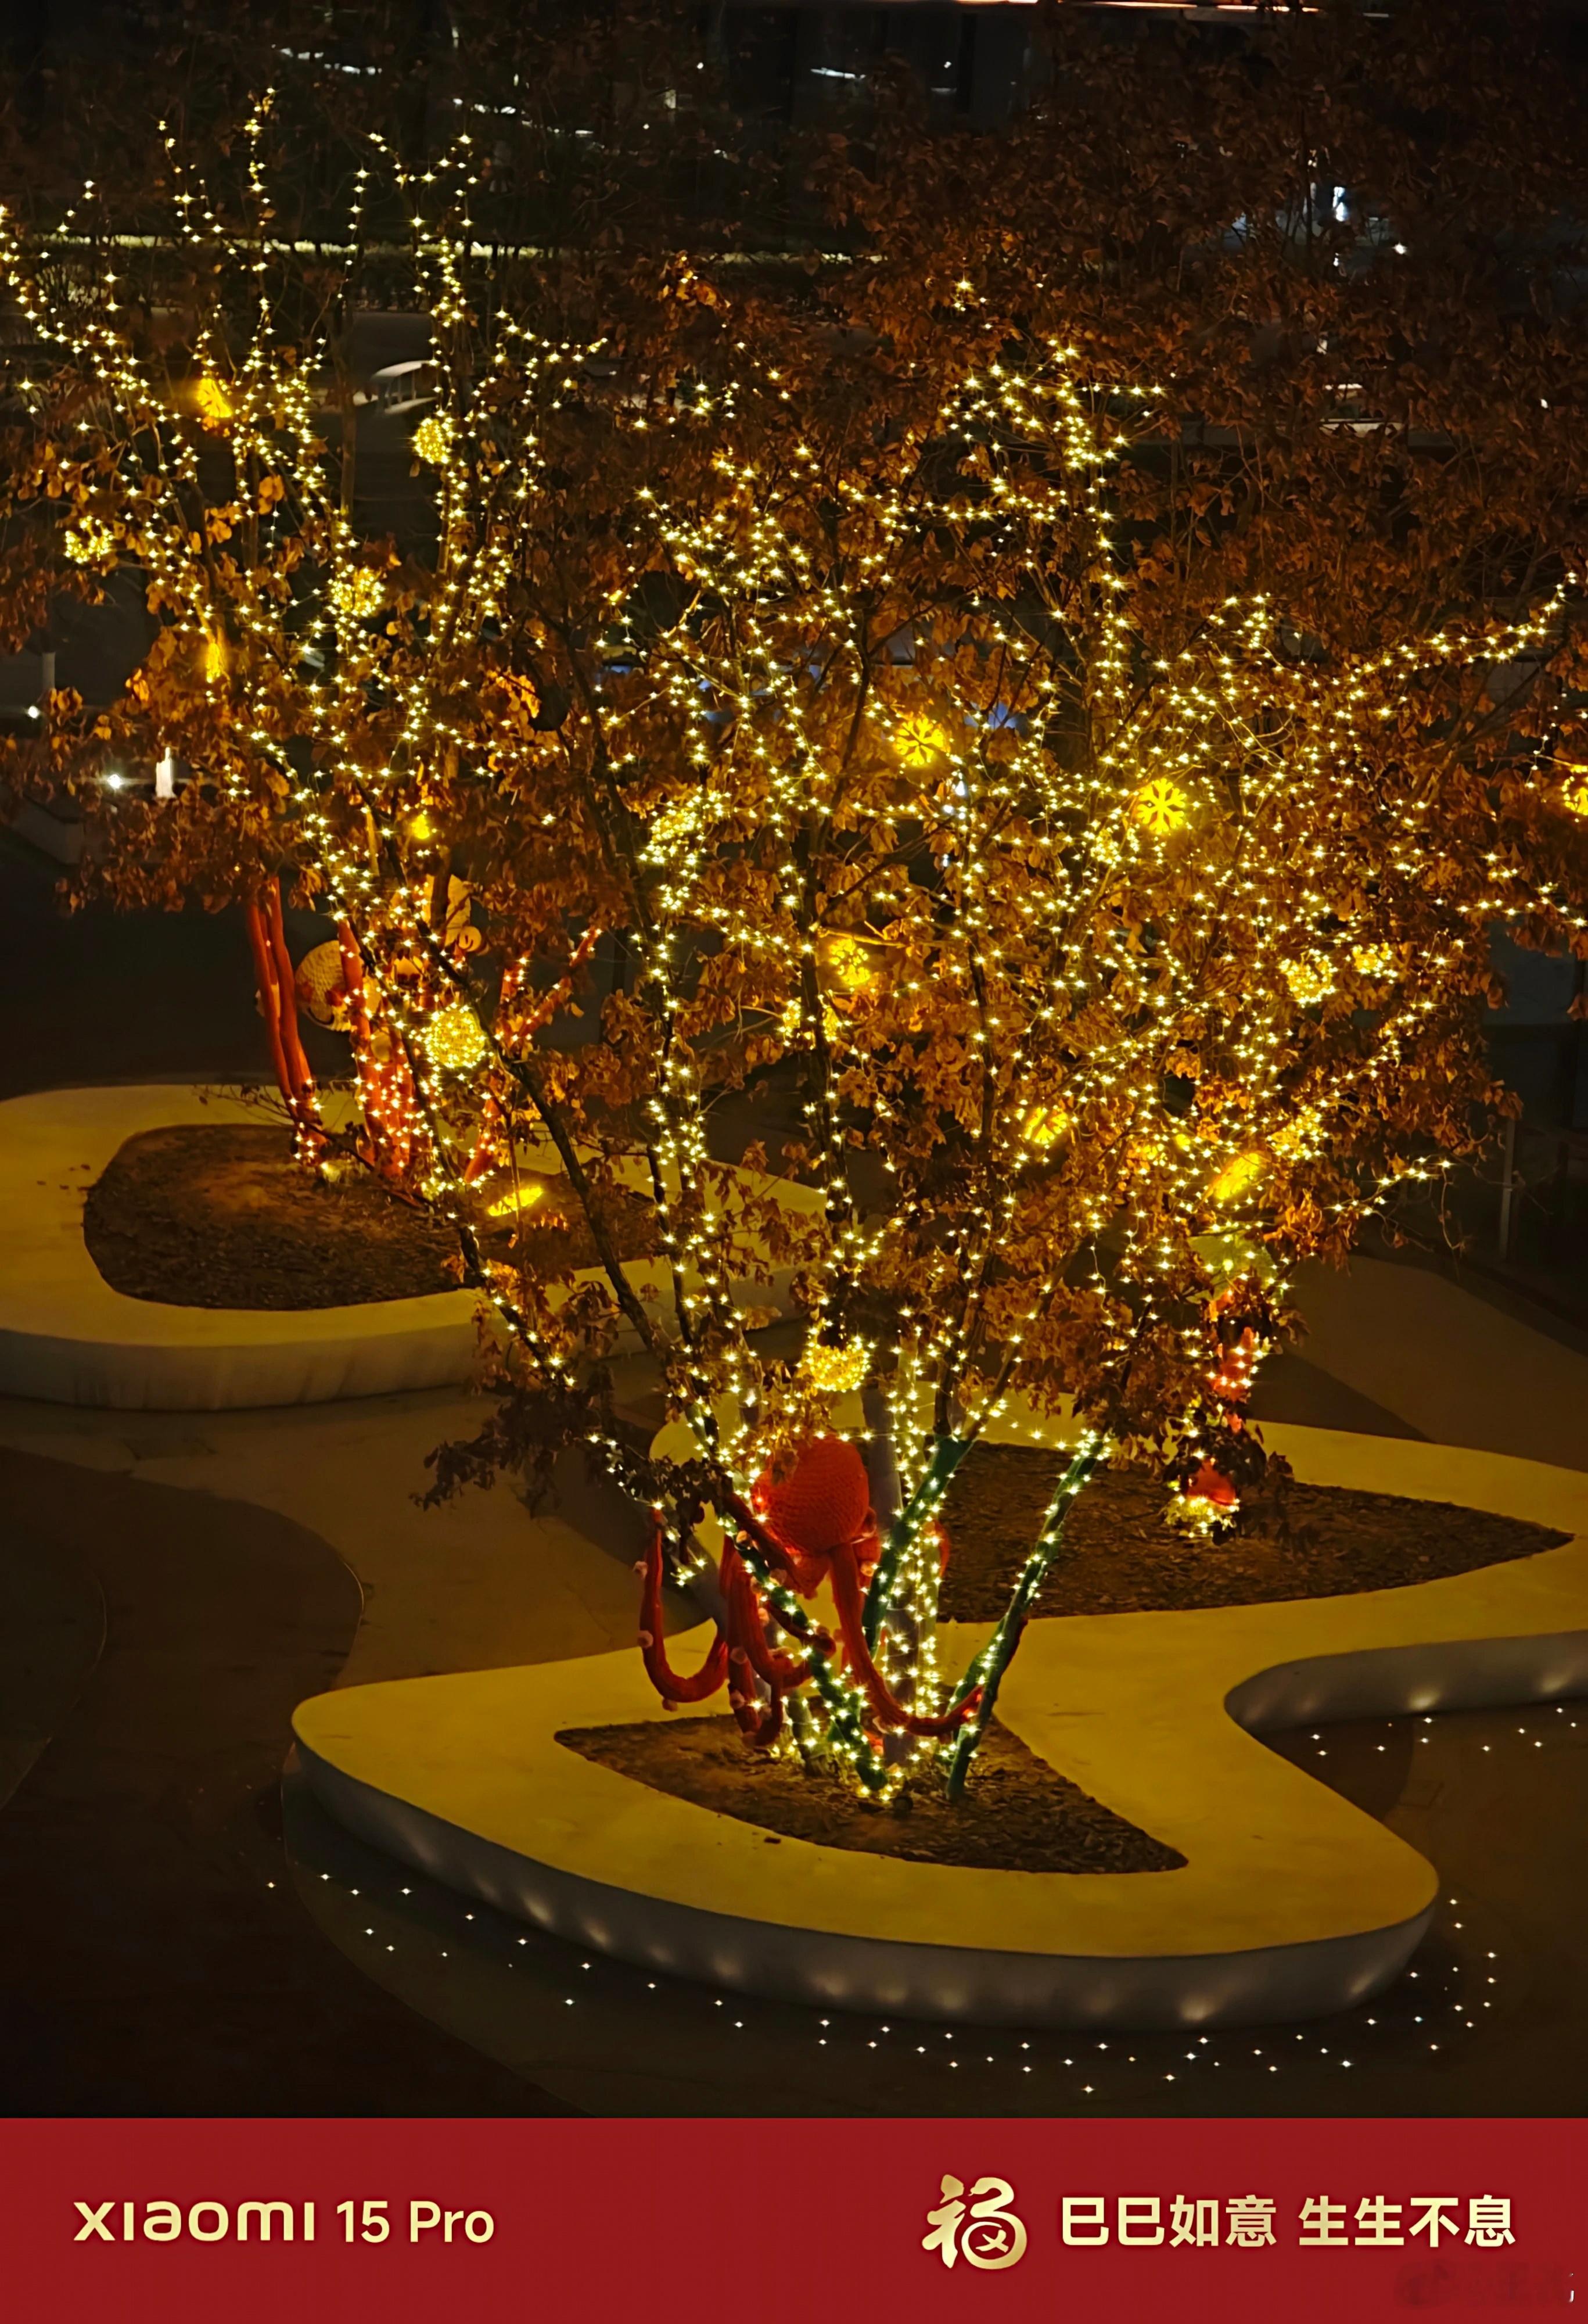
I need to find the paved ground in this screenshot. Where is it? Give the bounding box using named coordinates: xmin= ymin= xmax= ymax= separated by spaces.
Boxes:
xmin=281 ymin=1697 xmax=1588 ymax=2118
xmin=2 ymin=1286 xmax=1584 ymax=2116
xmin=0 ymin=1386 xmax=648 ymax=1688
xmin=0 ymin=1442 xmax=565 ymax=2114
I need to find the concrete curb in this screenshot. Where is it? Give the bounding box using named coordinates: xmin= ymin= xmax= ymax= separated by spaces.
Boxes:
xmin=0 ymin=1085 xmax=480 ymax=1410
xmin=0 ymin=1085 xmax=818 ymax=1411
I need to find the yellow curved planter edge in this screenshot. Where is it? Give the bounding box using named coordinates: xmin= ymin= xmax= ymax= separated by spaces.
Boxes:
xmin=292 ymin=1423 xmax=1588 ymax=2020
xmin=0 ymin=1085 xmax=477 ymax=1407
xmin=0 ymin=1085 xmax=814 ymax=1408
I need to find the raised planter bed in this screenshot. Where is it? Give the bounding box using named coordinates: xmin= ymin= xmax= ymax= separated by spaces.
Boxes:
xmin=0 ymin=1086 xmax=477 ymax=1410
xmin=293 ymin=1425 xmax=1588 ymax=2031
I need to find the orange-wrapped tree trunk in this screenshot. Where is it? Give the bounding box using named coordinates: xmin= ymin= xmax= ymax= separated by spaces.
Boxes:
xmin=243 ymin=876 xmax=324 ymax=1168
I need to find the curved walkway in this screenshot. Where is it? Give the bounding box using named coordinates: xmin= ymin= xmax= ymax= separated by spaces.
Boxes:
xmin=0 ymin=1443 xmax=567 ymax=2113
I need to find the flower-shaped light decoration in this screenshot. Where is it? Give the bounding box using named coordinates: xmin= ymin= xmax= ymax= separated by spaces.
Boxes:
xmin=893 ymin=711 xmax=951 ymax=769
xmin=1129 ymin=776 xmax=1190 ymax=837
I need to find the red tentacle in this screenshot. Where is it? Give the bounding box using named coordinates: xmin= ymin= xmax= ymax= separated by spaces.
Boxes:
xmin=717 ymin=1489 xmax=825 ymax=1599
xmin=826 ymin=1543 xmax=976 ymax=1738
xmin=638 ymin=1520 xmax=728 ymax=1706
xmin=732 ymin=1684 xmax=784 ymax=1750
xmin=722 ymin=1540 xmax=810 ymax=1692
xmin=264 ymin=878 xmax=319 ymax=1123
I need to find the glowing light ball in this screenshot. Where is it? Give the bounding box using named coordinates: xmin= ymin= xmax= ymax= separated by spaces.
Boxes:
xmin=412 ymin=412 xmax=454 ymax=467
xmin=425 ymin=1001 xmax=488 ymax=1072
xmin=821 ymin=934 xmax=877 ymax=992
xmin=1282 ymin=955 xmax=1336 ymax=1006
xmin=799 ymin=1340 xmax=870 ymax=1396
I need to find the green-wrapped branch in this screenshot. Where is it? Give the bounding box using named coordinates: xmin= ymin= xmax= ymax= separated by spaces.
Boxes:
xmin=942 ymin=1434 xmax=1106 ymax=1801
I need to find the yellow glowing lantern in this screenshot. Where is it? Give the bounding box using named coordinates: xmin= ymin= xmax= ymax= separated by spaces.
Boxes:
xmin=1561 ymin=774 xmax=1588 ymax=818
xmin=1350 ymin=942 xmax=1396 ymax=979
xmin=893 ymin=711 xmax=951 ymax=768
xmin=203 ymin=632 xmax=227 ymax=683
xmin=1129 ymin=777 xmax=1190 ymax=837
xmin=193 ymin=375 xmax=232 ymax=429
xmin=425 ymin=1001 xmax=488 ymax=1072
xmin=1209 ymin=1150 xmax=1268 ymax=1204
xmin=409 ymin=810 xmax=435 ymax=842
xmin=1021 ymin=1103 xmax=1072 ymax=1149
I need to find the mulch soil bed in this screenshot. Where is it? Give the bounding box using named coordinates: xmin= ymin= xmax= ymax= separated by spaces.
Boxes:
xmin=82 ymin=1122 xmax=651 ymax=1310
xmin=559 ymin=1714 xmax=1186 ymax=1875
xmin=937 ymin=1442 xmax=1568 ymax=1621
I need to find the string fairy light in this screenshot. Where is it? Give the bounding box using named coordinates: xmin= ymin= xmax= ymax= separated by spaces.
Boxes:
xmin=3 ymin=134 xmax=1582 ymax=1800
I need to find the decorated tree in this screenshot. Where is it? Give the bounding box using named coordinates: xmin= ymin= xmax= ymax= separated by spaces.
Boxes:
xmin=4 ymin=55 xmax=1588 ymax=1799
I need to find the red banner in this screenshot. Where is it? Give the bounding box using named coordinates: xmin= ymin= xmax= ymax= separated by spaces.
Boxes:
xmin=4 ymin=2115 xmax=1578 ymax=2321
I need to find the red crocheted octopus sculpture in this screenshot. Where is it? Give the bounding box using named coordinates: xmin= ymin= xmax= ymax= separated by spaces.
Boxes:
xmin=638 ymin=1433 xmax=973 ymax=1750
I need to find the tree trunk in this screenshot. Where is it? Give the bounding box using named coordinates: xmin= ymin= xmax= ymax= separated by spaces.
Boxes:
xmin=243 ymin=878 xmax=324 ymax=1168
